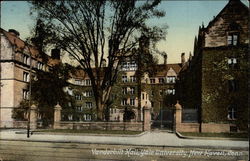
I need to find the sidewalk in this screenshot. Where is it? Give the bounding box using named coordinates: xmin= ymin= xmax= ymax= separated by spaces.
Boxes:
xmin=0 ymin=129 xmax=248 ymax=149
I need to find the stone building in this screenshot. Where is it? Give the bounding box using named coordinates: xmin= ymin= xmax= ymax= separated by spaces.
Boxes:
xmin=66 ymin=57 xmax=181 ymax=122
xmin=176 ymin=0 xmax=249 ymax=132
xmin=0 ymin=28 xmax=60 ymax=128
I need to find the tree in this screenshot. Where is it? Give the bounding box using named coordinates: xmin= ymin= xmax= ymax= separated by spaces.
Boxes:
xmin=29 ymin=0 xmax=166 ymax=120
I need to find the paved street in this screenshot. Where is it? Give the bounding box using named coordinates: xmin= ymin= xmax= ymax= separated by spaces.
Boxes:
xmin=0 ymin=129 xmax=249 ymax=160
xmin=0 ymin=140 xmax=248 ymax=161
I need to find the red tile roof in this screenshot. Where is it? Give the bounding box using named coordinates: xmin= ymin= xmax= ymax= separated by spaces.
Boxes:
xmin=0 ymin=28 xmax=60 ymax=66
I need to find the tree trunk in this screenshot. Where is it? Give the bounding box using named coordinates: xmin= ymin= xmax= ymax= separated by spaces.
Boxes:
xmin=95 ymin=86 xmax=112 ymax=121
xmin=96 ymin=99 xmax=104 ymax=121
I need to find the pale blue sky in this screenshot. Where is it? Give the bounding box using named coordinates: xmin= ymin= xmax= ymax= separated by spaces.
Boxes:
xmin=1 ymin=1 xmax=248 ymax=63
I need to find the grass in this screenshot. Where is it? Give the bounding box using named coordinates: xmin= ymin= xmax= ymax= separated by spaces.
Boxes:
xmin=35 ymin=129 xmax=142 ymax=135
xmin=180 ymin=132 xmax=249 ymax=138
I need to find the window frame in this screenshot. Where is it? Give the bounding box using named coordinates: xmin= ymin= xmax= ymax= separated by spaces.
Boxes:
xmin=227 ymin=32 xmax=239 ymax=46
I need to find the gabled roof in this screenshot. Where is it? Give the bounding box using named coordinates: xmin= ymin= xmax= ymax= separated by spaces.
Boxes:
xmin=154 ymin=63 xmax=182 ymax=77
xmin=1 ymin=28 xmax=39 ymax=57
xmin=205 ymin=0 xmax=249 ymax=32
xmin=0 ymin=28 xmax=59 ymax=66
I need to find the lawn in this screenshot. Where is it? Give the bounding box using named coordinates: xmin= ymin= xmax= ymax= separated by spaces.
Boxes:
xmin=35 ymin=129 xmax=142 ymax=135
xmin=180 ymin=132 xmax=249 ymax=138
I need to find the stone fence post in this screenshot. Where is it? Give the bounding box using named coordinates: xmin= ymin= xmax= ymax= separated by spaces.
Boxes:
xmin=143 ymin=105 xmax=151 ymax=131
xmin=30 ymin=104 xmax=37 ymax=129
xmin=54 ymin=103 xmax=62 ymax=129
xmin=175 ymin=101 xmax=182 ymax=132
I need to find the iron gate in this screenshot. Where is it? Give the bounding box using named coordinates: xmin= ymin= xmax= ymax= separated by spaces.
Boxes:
xmin=151 ymin=109 xmax=174 ymax=131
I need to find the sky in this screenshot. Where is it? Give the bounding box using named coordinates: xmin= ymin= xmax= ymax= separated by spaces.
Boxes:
xmin=1 ymin=0 xmax=249 ymax=64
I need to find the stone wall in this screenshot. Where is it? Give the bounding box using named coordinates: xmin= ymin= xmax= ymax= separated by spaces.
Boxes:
xmin=55 ymin=121 xmax=144 ymax=131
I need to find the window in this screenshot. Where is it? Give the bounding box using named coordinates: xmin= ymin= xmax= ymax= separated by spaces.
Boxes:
xmin=151 ymin=91 xmax=154 ymax=96
xmin=228 ymin=58 xmax=238 ymax=69
xmin=23 ymin=89 xmax=29 ymax=100
xmin=68 ymin=115 xmax=73 ymax=121
xmin=130 ymin=76 xmax=136 ymax=82
xmin=23 ymin=55 xmax=30 ymax=65
xmin=130 ymin=61 xmax=137 ymax=70
xmin=37 ymin=62 xmax=44 ymax=70
xmin=150 ymin=79 xmax=155 ymax=84
xmin=122 ymin=87 xmax=127 ymax=94
xmin=159 ymin=90 xmax=163 ymax=96
xmin=76 ymin=106 xmax=83 ymax=112
xmin=166 ymin=76 xmax=176 ymax=83
xmin=84 ymin=114 xmax=92 ymax=121
xmin=130 ymin=87 xmax=135 ymax=94
xmin=85 ymin=102 xmax=93 ymax=108
xmin=228 ymin=104 xmax=237 ymax=120
xmin=121 ymin=62 xmax=128 ymax=71
xmin=130 ymin=98 xmax=135 ymax=106
xmin=75 ymin=79 xmax=82 ymax=85
xmin=121 ymin=99 xmax=127 ymax=106
xmin=83 ymin=91 xmax=93 ymax=97
xmin=166 ymin=89 xmax=175 ymax=95
xmin=83 ymin=79 xmax=91 ymax=86
xmin=23 ymin=72 xmax=30 ymax=82
xmin=159 ymin=78 xmax=165 ymax=84
xmin=142 ymin=93 xmax=145 ymax=100
xmin=122 ymin=75 xmax=128 ymax=83
xmin=228 ymin=80 xmax=238 ymax=92
xmin=75 ymin=94 xmax=82 ymax=100
xmin=151 ymin=101 xmax=154 ymax=107
xmin=227 ymin=33 xmax=238 ymax=46
xmin=121 ymin=61 xmax=137 ymax=71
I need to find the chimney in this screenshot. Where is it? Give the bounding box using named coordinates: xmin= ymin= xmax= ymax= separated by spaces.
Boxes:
xmin=51 ymin=48 xmax=60 ymax=60
xmin=163 ymin=52 xmax=167 ymax=65
xmin=181 ymin=53 xmax=186 ymax=67
xmin=8 ymin=29 xmax=20 ymax=37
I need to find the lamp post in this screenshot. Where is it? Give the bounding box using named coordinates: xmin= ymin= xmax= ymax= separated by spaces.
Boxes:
xmin=26 ymin=43 xmax=32 ymax=138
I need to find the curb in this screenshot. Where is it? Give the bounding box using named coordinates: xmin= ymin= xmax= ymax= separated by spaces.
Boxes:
xmin=175 ymin=131 xmax=248 ymax=141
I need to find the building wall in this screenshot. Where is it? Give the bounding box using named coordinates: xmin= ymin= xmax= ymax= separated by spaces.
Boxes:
xmin=201 ymin=47 xmax=248 ymax=130
xmin=205 ymin=0 xmax=249 ymax=47
xmin=1 ymin=36 xmax=15 ymax=127
xmin=176 ymin=0 xmax=249 ymax=132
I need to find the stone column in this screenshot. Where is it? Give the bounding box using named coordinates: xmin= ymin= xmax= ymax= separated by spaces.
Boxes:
xmin=175 ymin=101 xmax=182 ymax=132
xmin=143 ymin=105 xmax=151 ymax=131
xmin=54 ymin=103 xmax=62 ymax=129
xmin=30 ymin=104 xmax=37 ymax=129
